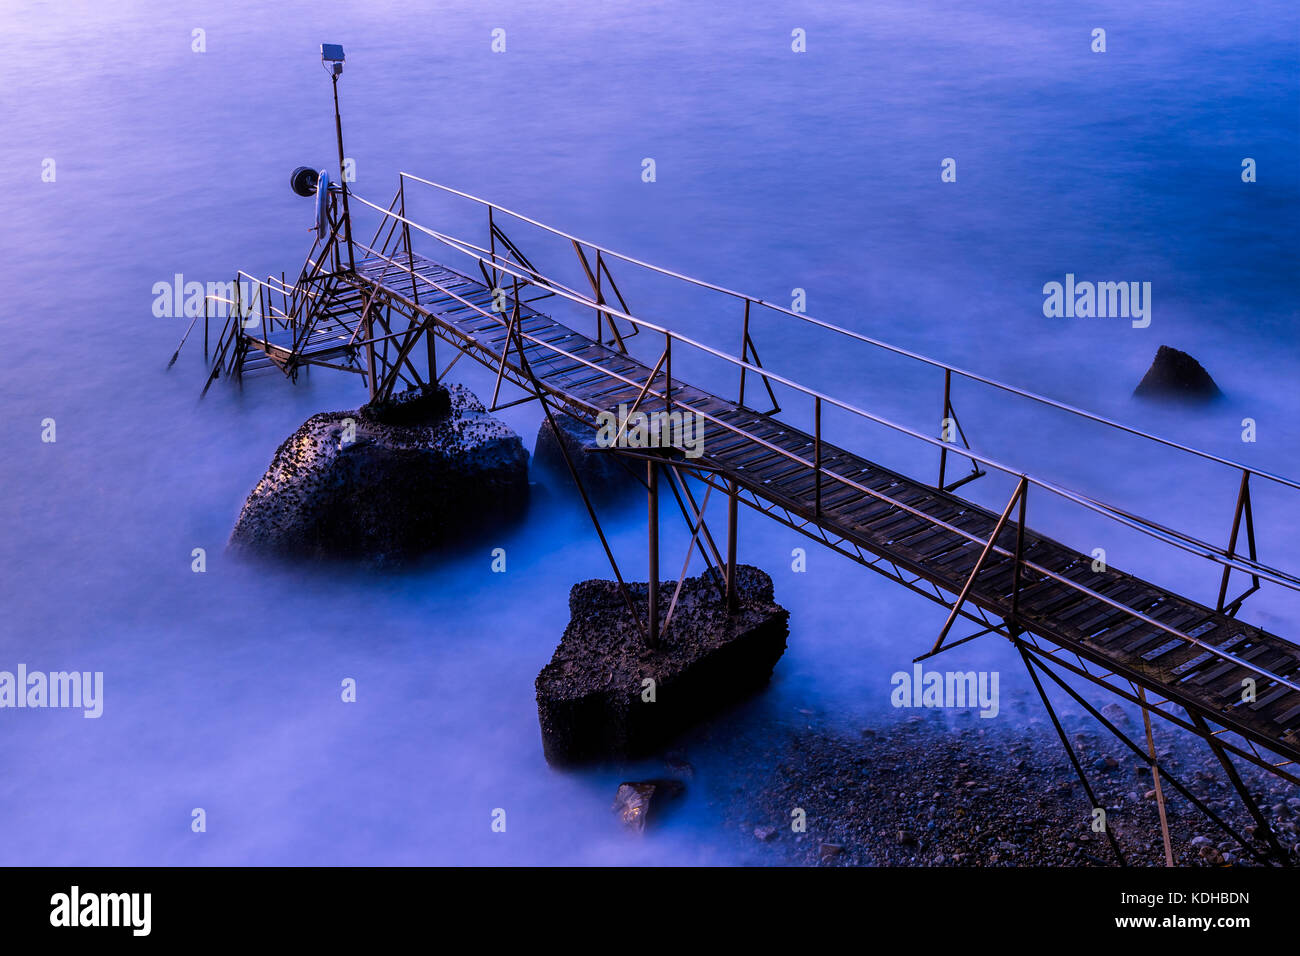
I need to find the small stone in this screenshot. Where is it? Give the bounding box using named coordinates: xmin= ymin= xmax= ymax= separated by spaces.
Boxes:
xmin=1198 ymin=844 xmax=1225 ymax=865
xmin=819 ymin=843 xmax=844 ymax=862
xmin=612 ymin=779 xmax=685 ymax=833
xmin=897 ymin=830 xmax=918 ymax=846
xmin=754 ymin=825 xmax=778 ymax=842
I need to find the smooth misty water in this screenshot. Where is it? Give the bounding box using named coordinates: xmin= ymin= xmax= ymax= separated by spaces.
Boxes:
xmin=0 ymin=1 xmax=1296 ymax=864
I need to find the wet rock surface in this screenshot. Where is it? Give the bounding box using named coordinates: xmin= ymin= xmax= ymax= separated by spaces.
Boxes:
xmin=1134 ymin=345 xmax=1223 ymax=402
xmin=613 ymin=779 xmax=686 ymax=833
xmin=536 ymin=565 xmax=789 ymax=766
xmin=229 ymin=383 xmax=529 ymax=566
xmin=533 ymin=412 xmax=641 ymax=504
xmin=703 ymin=708 xmax=1299 ymax=866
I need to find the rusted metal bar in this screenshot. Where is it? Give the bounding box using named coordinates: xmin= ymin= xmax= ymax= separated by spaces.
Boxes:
xmin=939 ymin=368 xmax=951 ymax=489
xmin=490 ymin=278 xmax=522 ymax=410
xmin=726 ymin=478 xmax=739 ymax=612
xmin=668 ymin=466 xmax=727 ymax=584
xmin=505 ymin=315 xmax=647 ymax=644
xmin=1217 ymin=470 xmax=1261 ymax=615
xmin=648 ymin=459 xmax=660 ymax=648
xmin=573 ymin=240 xmax=627 ymax=353
xmin=1011 ymin=481 xmax=1028 ymax=621
xmin=1137 ymin=686 xmax=1175 ymax=867
xmin=1022 ymin=643 xmax=1274 ymax=864
xmin=661 ymin=482 xmax=715 ymax=635
xmin=928 ymin=476 xmax=1026 ymax=656
xmin=665 ymin=332 xmax=672 ymax=414
xmin=611 ymin=348 xmax=668 ymax=449
xmin=1019 ymin=646 xmax=1127 ymax=866
xmin=1188 ymin=709 xmax=1290 ymax=865
xmin=738 ymin=298 xmax=750 ymax=407
xmin=814 ymin=396 xmax=822 ymax=517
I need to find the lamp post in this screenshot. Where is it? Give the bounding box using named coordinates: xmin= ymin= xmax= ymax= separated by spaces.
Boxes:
xmin=321 ymin=43 xmax=356 ymax=272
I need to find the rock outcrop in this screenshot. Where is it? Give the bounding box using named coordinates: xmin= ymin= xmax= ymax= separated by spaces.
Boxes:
xmin=228 ymin=383 xmax=528 ymax=566
xmin=536 ymin=565 xmax=789 ymax=766
xmin=1134 ymin=345 xmax=1223 ymax=402
xmin=533 ymin=412 xmax=641 ymax=504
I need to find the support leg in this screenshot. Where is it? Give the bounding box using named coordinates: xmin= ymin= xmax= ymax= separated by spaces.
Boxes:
xmin=1188 ymin=710 xmax=1289 ymax=865
xmin=1019 ymin=646 xmax=1127 ymax=865
xmin=648 ymin=459 xmax=659 ymax=648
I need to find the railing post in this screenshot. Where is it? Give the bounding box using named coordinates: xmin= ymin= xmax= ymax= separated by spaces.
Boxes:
xmin=1217 ymin=470 xmax=1251 ymax=613
xmin=488 ymin=205 xmax=497 ymax=290
xmin=814 ymin=396 xmax=822 ymax=517
xmin=257 ymin=284 xmax=267 ymax=344
xmin=399 ymin=179 xmax=433 ymax=382
xmin=738 ymin=298 xmax=751 ymax=406
xmin=647 ymin=459 xmax=660 ymax=647
xmin=938 ymin=368 xmax=952 ymax=489
xmin=1011 ymin=477 xmax=1028 ymax=623
xmin=596 ymin=250 xmax=604 ymax=342
xmin=665 ymin=332 xmax=672 ymax=414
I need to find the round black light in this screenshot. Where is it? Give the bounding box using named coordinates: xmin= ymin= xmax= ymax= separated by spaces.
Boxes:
xmin=290 ymin=166 xmax=320 ymax=197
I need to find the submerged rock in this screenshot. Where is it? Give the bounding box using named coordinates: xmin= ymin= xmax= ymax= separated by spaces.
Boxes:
xmin=1133 ymin=345 xmax=1223 ymax=402
xmin=535 ymin=565 xmax=789 ymax=766
xmin=533 ymin=412 xmax=641 ymax=504
xmin=612 ymin=779 xmax=685 ymax=833
xmin=228 ymin=383 xmax=528 ymax=566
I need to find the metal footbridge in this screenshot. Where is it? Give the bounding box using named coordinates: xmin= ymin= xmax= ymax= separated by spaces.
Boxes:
xmin=179 ymin=170 xmax=1300 ymax=866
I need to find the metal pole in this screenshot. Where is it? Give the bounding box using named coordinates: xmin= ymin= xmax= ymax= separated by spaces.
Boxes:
xmin=939 ymin=368 xmax=951 ymax=489
xmin=1188 ymin=709 xmax=1289 ymax=864
xmin=738 ymin=299 xmax=750 ymax=406
xmin=726 ymin=479 xmax=739 ymax=612
xmin=1020 ymin=646 xmax=1127 ymax=866
xmin=331 ymin=73 xmax=356 ymax=273
xmin=665 ymin=333 xmax=672 ymax=413
xmin=364 ymin=301 xmax=378 ymax=401
xmin=1138 ymin=687 xmax=1175 ymax=866
xmin=648 ymin=459 xmax=660 ymax=647
xmin=814 ymin=396 xmax=822 ymax=517
xmin=1011 ymin=481 xmax=1028 ymax=622
xmin=1217 ymin=470 xmax=1249 ymax=612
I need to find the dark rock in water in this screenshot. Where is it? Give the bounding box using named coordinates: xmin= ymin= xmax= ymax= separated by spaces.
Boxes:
xmin=612 ymin=779 xmax=685 ymax=833
xmin=533 ymin=413 xmax=641 ymax=504
xmin=536 ymin=565 xmax=789 ymax=766
xmin=1134 ymin=345 xmax=1223 ymax=402
xmin=228 ymin=383 xmax=528 ymax=566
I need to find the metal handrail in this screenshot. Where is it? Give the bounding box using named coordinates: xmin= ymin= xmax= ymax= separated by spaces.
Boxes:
xmin=397 ymin=172 xmax=1300 ymax=493
xmin=349 ymin=191 xmax=1300 ymax=595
